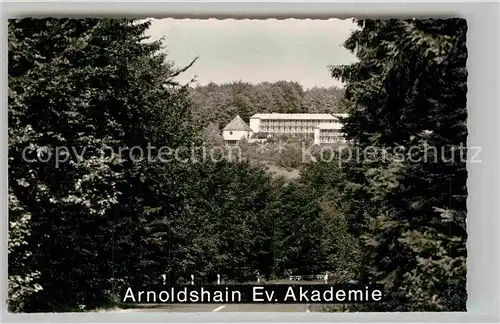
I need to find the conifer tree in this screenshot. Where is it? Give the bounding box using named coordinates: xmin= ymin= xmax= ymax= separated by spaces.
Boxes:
xmin=330 ymin=18 xmax=467 ymax=310
xmin=8 ymin=18 xmax=196 ymax=311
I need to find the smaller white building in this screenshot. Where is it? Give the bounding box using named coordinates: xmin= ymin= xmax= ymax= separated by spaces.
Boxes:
xmin=222 ymin=115 xmax=252 ymax=145
xmin=314 ymin=122 xmax=347 ymax=145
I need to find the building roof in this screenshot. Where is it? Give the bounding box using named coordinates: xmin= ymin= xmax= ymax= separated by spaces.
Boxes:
xmin=223 ymin=115 xmax=252 ymax=132
xmin=316 ymin=122 xmax=343 ymax=130
xmin=250 ymin=113 xmax=336 ymax=120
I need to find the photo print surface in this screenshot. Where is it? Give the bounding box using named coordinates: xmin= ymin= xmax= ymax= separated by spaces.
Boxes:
xmin=8 ymin=17 xmax=467 ymax=313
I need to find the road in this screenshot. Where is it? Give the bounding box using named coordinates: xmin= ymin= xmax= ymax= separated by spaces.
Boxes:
xmin=127 ymin=303 xmax=310 ymax=312
xmin=124 ymin=279 xmax=322 ymax=313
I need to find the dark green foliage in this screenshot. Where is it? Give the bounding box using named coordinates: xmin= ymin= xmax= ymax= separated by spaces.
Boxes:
xmin=329 ymin=18 xmax=468 ymax=311
xmin=8 ymin=17 xmax=468 ymax=313
xmin=9 ymin=18 xmax=346 ymax=312
xmin=8 ymin=17 xmax=197 ymax=311
xmin=264 ymin=181 xmax=322 ymax=276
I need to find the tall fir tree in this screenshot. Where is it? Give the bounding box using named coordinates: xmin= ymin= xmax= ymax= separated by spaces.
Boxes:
xmin=330 ymin=18 xmax=467 ymax=311
xmin=8 ymin=18 xmax=196 ymax=311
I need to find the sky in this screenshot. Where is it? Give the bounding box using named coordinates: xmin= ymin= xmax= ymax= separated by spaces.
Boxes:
xmin=145 ymin=18 xmax=358 ymax=89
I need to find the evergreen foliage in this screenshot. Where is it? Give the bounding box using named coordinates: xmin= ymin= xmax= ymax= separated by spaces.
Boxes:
xmin=329 ymin=18 xmax=468 ymax=311
xmin=8 ymin=17 xmax=468 ymax=312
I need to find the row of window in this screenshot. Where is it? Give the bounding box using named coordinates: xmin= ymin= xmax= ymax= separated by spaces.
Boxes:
xmin=319 ymin=136 xmax=347 ymax=143
xmin=260 ymin=126 xmax=316 ymax=133
xmin=319 ymin=130 xmax=342 ymax=135
xmin=259 ymin=120 xmax=336 ymax=126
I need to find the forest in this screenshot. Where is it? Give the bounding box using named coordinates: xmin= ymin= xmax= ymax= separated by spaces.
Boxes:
xmin=8 ymin=18 xmax=467 ymax=312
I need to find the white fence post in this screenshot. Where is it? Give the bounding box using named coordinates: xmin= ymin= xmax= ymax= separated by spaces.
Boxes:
xmin=217 ymin=274 xmax=221 ymax=285
xmin=191 ymin=274 xmax=194 ymax=285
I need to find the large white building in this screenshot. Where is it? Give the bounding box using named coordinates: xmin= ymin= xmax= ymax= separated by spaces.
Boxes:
xmin=249 ymin=113 xmax=334 ymax=135
xmin=222 ymin=113 xmax=349 ymax=146
xmin=249 ymin=113 xmax=348 ymax=143
xmin=249 ymin=113 xmax=347 ymax=133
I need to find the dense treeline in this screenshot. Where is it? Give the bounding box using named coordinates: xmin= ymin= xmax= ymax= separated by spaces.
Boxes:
xmin=328 ymin=18 xmax=468 ymax=311
xmin=189 ymin=81 xmax=346 ymax=129
xmin=8 ymin=17 xmax=467 ymax=313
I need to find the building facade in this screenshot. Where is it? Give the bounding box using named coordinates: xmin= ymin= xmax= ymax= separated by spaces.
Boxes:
xmin=249 ymin=113 xmax=347 ymax=136
xmin=313 ymin=122 xmax=347 ymax=145
xmin=222 ymin=113 xmax=348 ymax=146
xmin=222 ymin=115 xmax=253 ymax=145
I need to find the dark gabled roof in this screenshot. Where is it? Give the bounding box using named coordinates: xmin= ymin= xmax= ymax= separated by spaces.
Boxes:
xmin=223 ymin=115 xmax=252 ymax=132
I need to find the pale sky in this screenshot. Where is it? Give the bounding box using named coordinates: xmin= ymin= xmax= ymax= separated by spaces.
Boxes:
xmin=145 ymin=18 xmax=358 ymax=89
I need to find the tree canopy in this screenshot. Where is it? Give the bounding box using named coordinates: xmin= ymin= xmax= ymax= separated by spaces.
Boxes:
xmin=8 ymin=18 xmax=467 ymax=312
